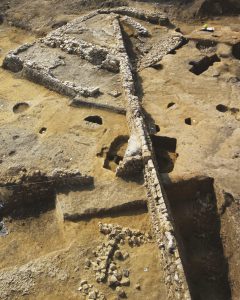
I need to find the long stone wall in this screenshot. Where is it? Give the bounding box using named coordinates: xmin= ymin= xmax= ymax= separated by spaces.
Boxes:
xmin=112 ymin=16 xmax=191 ymax=300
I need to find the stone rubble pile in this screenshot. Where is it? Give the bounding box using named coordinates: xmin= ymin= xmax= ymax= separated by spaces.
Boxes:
xmin=81 ymin=223 xmax=152 ymax=299
xmin=78 ymin=279 xmax=106 ymax=300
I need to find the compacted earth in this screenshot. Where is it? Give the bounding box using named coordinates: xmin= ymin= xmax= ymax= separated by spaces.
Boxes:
xmin=0 ymin=1 xmax=239 ymax=300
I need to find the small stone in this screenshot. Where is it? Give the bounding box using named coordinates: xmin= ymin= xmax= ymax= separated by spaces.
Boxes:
xmin=123 ymin=269 xmax=129 ymax=277
xmin=122 ymin=251 xmax=129 ymax=260
xmin=114 ymin=250 xmax=123 ymax=260
xmin=135 ymin=283 xmax=141 ymax=290
xmin=108 ymin=275 xmax=119 ymax=287
xmin=120 ymin=277 xmax=130 ymax=286
xmin=108 ymin=90 xmax=122 ymax=98
xmin=80 ymin=280 xmax=87 ymax=286
xmin=88 ymin=291 xmax=97 ymax=299
xmin=116 ymin=286 xmax=126 ymax=298
xmin=82 ymin=283 xmax=89 ymax=291
xmin=109 ymin=263 xmax=117 ymax=271
xmin=85 ymin=259 xmax=91 ymax=268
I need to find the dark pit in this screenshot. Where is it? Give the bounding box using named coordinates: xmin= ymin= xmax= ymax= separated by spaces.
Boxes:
xmin=216 ymin=104 xmax=228 ymax=112
xmin=185 ymin=117 xmax=192 ymax=125
xmin=151 ymin=135 xmax=178 ymax=173
xmin=232 ymin=42 xmax=240 ymax=60
xmin=196 ymin=40 xmax=217 ymax=51
xmin=165 ymin=177 xmax=231 ymax=300
xmin=167 ymin=102 xmax=176 ymax=109
xmin=84 ymin=115 xmax=103 ymax=125
xmin=13 ymin=102 xmax=29 ymax=114
xmin=189 ymin=54 xmax=220 ymax=75
xmin=39 ymin=127 xmax=47 ymax=134
xmin=103 ymin=135 xmax=129 ymax=172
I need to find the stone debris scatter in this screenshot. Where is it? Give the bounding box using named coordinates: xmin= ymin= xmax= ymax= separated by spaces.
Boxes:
xmin=78 ymin=279 xmax=106 ymax=300
xmin=80 ymin=223 xmax=153 ymax=298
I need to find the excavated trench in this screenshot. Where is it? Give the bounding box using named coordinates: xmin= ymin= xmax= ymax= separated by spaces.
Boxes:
xmin=165 ymin=177 xmax=232 ymax=300
xmin=0 ymin=183 xmax=55 ymax=219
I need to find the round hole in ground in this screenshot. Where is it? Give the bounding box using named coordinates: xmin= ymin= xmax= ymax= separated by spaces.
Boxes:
xmin=13 ymin=102 xmax=29 ymax=114
xmin=167 ymin=102 xmax=175 ymax=109
xmin=84 ymin=115 xmax=103 ymax=125
xmin=185 ymin=118 xmax=192 ymax=125
xmin=39 ymin=127 xmax=47 ymax=134
xmin=232 ymin=42 xmax=240 ymax=60
xmin=216 ymin=104 xmax=228 ymax=112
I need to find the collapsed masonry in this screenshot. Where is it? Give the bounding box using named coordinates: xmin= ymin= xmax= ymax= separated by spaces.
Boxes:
xmin=2 ymin=7 xmax=191 ymax=299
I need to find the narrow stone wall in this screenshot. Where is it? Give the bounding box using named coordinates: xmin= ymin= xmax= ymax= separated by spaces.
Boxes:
xmin=112 ymin=16 xmax=191 ymax=300
xmin=3 ymin=54 xmax=100 ymax=98
xmin=98 ymin=7 xmax=170 ymax=26
xmin=121 ymin=15 xmax=150 ymax=37
xmin=43 ymin=33 xmax=119 ymax=73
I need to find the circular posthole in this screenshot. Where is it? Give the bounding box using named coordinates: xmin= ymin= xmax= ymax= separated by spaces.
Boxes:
xmin=39 ymin=127 xmax=47 ymax=134
xmin=84 ymin=115 xmax=103 ymax=125
xmin=185 ymin=118 xmax=192 ymax=125
xmin=167 ymin=102 xmax=176 ymax=109
xmin=13 ymin=102 xmax=29 ymax=114
xmin=216 ymin=104 xmax=228 ymax=113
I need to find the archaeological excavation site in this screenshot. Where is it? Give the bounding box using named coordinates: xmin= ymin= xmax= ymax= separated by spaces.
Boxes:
xmin=0 ymin=0 xmax=240 ymax=299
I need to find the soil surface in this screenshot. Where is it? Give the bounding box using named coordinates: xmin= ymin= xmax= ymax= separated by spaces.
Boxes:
xmin=0 ymin=1 xmax=239 ymax=300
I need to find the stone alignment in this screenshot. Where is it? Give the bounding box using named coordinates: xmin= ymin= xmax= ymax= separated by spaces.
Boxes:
xmin=121 ymin=15 xmax=150 ymax=37
xmin=139 ymin=34 xmax=185 ymax=70
xmin=112 ymin=16 xmax=191 ymax=299
xmin=98 ymin=7 xmax=170 ymax=26
xmin=3 ymin=48 xmax=101 ymax=98
xmin=43 ymin=31 xmax=120 ymax=73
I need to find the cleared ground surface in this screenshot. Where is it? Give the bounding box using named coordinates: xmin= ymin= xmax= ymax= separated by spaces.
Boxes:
xmin=0 ymin=2 xmax=240 ymax=300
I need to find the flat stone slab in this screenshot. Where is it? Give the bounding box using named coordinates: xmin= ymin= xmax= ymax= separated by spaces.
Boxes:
xmin=56 ymin=179 xmax=147 ymax=221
